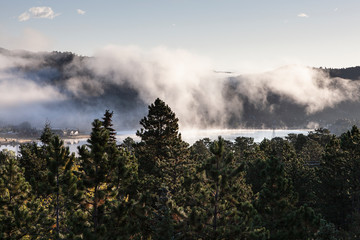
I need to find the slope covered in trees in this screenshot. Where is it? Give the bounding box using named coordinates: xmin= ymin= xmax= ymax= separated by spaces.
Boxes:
xmin=1 ymin=48 xmax=360 ymax=130
xmin=2 ymin=98 xmax=360 ymax=239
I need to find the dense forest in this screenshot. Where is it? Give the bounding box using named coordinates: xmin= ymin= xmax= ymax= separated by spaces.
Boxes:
xmin=2 ymin=98 xmax=360 ymax=239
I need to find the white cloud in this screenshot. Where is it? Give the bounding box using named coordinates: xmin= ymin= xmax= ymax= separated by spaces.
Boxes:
xmin=0 ymin=77 xmax=65 ymax=107
xmin=297 ymin=13 xmax=309 ymax=18
xmin=77 ymin=9 xmax=86 ymax=15
xmin=79 ymin=46 xmax=360 ymax=127
xmin=86 ymin=45 xmax=224 ymax=128
xmin=18 ymin=6 xmax=59 ymax=22
xmin=235 ymin=65 xmax=360 ymax=114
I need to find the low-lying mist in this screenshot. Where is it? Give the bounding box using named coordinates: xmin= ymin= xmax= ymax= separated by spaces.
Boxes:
xmin=0 ymin=46 xmax=359 ymax=131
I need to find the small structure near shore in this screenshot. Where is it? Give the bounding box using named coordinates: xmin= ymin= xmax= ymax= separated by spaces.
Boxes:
xmin=52 ymin=128 xmax=79 ymax=137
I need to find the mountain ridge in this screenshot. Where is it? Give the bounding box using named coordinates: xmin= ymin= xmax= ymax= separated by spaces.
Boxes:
xmin=1 ymin=47 xmax=359 ymax=132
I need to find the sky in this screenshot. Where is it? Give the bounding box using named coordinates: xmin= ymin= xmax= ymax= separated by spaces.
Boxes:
xmin=1 ymin=0 xmax=360 ymax=73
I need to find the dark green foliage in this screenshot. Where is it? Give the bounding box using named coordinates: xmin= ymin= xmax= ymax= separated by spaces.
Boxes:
xmin=77 ymin=119 xmax=112 ymax=237
xmin=18 ymin=142 xmax=48 ymax=196
xmin=308 ymin=128 xmax=332 ymax=148
xmin=190 ymin=138 xmax=212 ymax=162
xmin=151 ymin=188 xmax=175 ymax=240
xmin=40 ymin=121 xmax=54 ymax=145
xmin=259 ymin=137 xmax=318 ymax=207
xmin=292 ymin=140 xmax=320 ymax=206
xmin=135 ymin=98 xmax=192 ymax=238
xmin=136 ymin=98 xmax=189 ymax=186
xmin=0 ymin=150 xmax=51 ymax=239
xmin=186 ymin=137 xmax=267 ymax=239
xmin=102 ymin=109 xmax=117 ymax=144
xmin=245 ymin=158 xmax=267 ymax=194
xmin=101 ymin=197 xmax=147 ymax=240
xmin=317 ymin=136 xmax=351 ymax=226
xmin=255 ymin=157 xmax=322 ymax=239
xmin=19 ymin=122 xmax=56 ymax=196
xmin=76 ymin=111 xmax=141 ymax=239
xmin=328 ymin=66 xmax=360 ymax=81
xmin=6 ymin=101 xmax=360 ymax=238
xmin=136 ymin=98 xmax=191 ymax=199
xmin=46 ymin=136 xmax=83 ymax=239
xmin=233 ymin=136 xmax=257 ymax=162
xmin=316 ymin=126 xmax=360 ymax=233
xmin=314 ymin=220 xmax=339 ymax=240
xmin=121 ymin=136 xmax=136 ymax=153
xmin=0 ymin=150 xmax=32 ymax=238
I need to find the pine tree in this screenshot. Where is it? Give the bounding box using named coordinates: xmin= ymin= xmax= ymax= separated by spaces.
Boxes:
xmin=294 ymin=139 xmax=322 ymax=206
xmin=101 ymin=196 xmax=147 ymax=240
xmin=121 ymin=136 xmax=136 ymax=153
xmin=316 ymin=134 xmax=355 ymax=229
xmin=186 ymin=137 xmax=267 ymax=239
xmin=255 ymin=157 xmax=321 ymax=239
xmin=136 ymin=98 xmax=191 ymax=195
xmin=18 ymin=142 xmax=48 ymax=196
xmin=19 ymin=122 xmax=56 ymax=196
xmin=78 ymin=119 xmax=110 ymax=238
xmin=233 ymin=136 xmax=257 ymax=163
xmin=99 ymin=147 xmax=144 ymax=239
xmin=46 ymin=136 xmax=83 ymax=239
xmin=0 ymin=150 xmax=51 ymax=239
xmin=259 ymin=137 xmax=317 ymax=207
xmin=135 ymin=98 xmax=193 ymax=238
xmin=102 ymin=109 xmax=117 ymax=144
xmin=40 ymin=120 xmax=54 ymax=145
xmin=77 ymin=113 xmax=149 ymax=239
xmin=340 ymin=126 xmax=360 ymax=217
xmin=110 ymin=147 xmax=139 ymax=199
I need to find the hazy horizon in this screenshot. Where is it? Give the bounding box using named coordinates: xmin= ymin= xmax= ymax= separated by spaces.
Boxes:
xmin=2 ymin=1 xmax=360 ymax=72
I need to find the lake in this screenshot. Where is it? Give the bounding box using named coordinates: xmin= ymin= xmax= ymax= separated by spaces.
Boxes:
xmin=0 ymin=129 xmax=311 ymax=155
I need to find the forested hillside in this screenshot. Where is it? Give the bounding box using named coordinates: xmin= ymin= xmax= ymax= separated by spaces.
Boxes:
xmin=1 ymin=98 xmax=360 ymax=239
xmin=1 ymin=48 xmax=360 ymax=130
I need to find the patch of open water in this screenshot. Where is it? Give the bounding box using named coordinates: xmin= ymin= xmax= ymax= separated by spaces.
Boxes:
xmin=0 ymin=129 xmax=311 ymax=155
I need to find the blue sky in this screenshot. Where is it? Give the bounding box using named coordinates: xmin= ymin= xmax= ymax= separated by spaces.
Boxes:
xmin=1 ymin=0 xmax=359 ymax=72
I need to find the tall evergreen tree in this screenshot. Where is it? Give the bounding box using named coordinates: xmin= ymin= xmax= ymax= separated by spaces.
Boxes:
xmin=135 ymin=98 xmax=193 ymax=238
xmin=19 ymin=122 xmax=55 ymax=196
xmin=0 ymin=150 xmax=51 ymax=239
xmin=18 ymin=142 xmax=48 ymax=196
xmin=102 ymin=109 xmax=117 ymax=144
xmin=317 ymin=136 xmax=350 ymax=227
xmin=340 ymin=126 xmax=360 ymax=215
xmin=40 ymin=120 xmax=54 ymax=145
xmin=186 ymin=137 xmax=267 ymax=239
xmin=46 ymin=136 xmax=83 ymax=239
xmin=121 ymin=136 xmax=136 ymax=153
xmin=78 ymin=112 xmax=139 ymax=239
xmin=255 ymin=157 xmax=321 ymax=239
xmin=78 ymin=119 xmax=110 ymax=238
xmin=75 ymin=111 xmax=151 ymax=239
xmin=259 ymin=137 xmax=317 ymax=206
xmin=136 ymin=98 xmax=191 ymax=194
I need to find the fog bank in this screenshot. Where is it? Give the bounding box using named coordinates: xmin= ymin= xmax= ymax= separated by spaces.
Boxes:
xmin=0 ymin=46 xmax=359 ymax=130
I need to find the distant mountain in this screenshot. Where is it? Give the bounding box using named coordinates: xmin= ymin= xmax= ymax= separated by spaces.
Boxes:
xmin=0 ymin=49 xmax=146 ymax=130
xmin=224 ymin=66 xmax=360 ymax=130
xmin=327 ymin=66 xmax=360 ymax=80
xmin=1 ymin=48 xmax=360 ymax=132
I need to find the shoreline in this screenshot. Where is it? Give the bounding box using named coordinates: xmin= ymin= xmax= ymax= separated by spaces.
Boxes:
xmin=0 ymin=128 xmax=313 ymax=146
xmin=0 ymin=134 xmax=90 ymax=146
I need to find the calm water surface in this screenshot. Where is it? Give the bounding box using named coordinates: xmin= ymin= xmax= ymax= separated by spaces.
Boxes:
xmin=1 ymin=129 xmax=311 ymax=155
